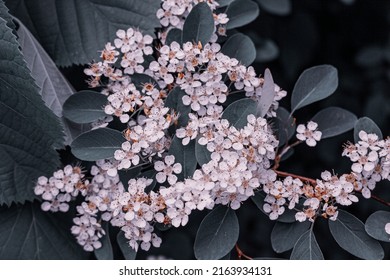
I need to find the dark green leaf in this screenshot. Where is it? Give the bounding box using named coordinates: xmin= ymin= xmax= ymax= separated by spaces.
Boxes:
xmin=118 ymin=167 xmax=142 ymax=186
xmin=0 ymin=17 xmax=63 ymax=205
xmin=169 ymin=137 xmax=197 ymax=180
xmin=256 ymin=0 xmax=292 ymax=16
xmin=271 ymin=221 xmax=311 ymax=253
xmin=195 ymin=139 xmax=212 ymax=166
xmin=6 ymin=0 xmax=160 ymax=66
xmin=221 ymin=33 xmax=256 ymax=66
xmin=217 ymin=0 xmax=235 ymax=7
xmin=15 ymin=18 xmax=85 ymax=145
xmin=0 ymin=0 xmax=15 ymax=30
xmin=329 ymin=210 xmax=384 ymax=259
xmin=117 ymin=231 xmax=137 ymax=260
xmin=71 ymin=128 xmax=124 ymax=161
xmin=290 ymin=229 xmax=323 ymax=260
xmin=165 ymin=28 xmax=182 ymax=46
xmin=273 ymin=107 xmax=296 ymax=147
xmin=354 ymin=117 xmax=383 ymax=142
xmin=257 ymin=68 xmax=275 ymax=117
xmin=165 ymin=87 xmax=191 ymax=128
xmin=365 ymin=211 xmax=390 ymax=242
xmin=194 ymin=206 xmax=239 ymax=259
xmin=0 ymin=202 xmax=88 ymax=259
xmin=63 ymin=91 xmax=108 ymax=124
xmin=291 ymin=65 xmax=338 ymax=113
xmin=222 ymin=98 xmax=257 ymax=129
xmin=226 ymin=0 xmax=259 ymax=30
xmin=94 ymin=222 xmax=113 ymax=260
xmin=255 ymin=38 xmax=279 ymax=63
xmin=182 ymin=2 xmax=214 ymax=46
xmin=311 ymin=107 xmax=357 ymax=139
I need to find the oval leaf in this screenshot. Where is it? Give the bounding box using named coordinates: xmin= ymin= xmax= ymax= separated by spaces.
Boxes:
xmin=217 ymin=0 xmax=235 ymax=7
xmin=256 ymin=0 xmax=292 ymax=16
xmin=165 ymin=28 xmax=182 ymax=46
xmin=221 ymin=98 xmax=257 ymax=129
xmin=169 ymin=137 xmax=197 ymax=180
xmin=290 ymin=229 xmax=323 ymax=260
xmin=0 ymin=202 xmax=89 ymax=259
xmin=329 ymin=210 xmax=384 ymax=259
xmin=195 ymin=139 xmax=212 ymax=166
xmin=257 ymin=68 xmax=276 ymax=117
xmin=117 ymin=232 xmax=137 ymax=260
xmin=271 ymin=221 xmax=311 ymax=253
xmin=256 ymin=38 xmax=279 ymax=63
xmin=365 ymin=211 xmax=390 ymax=242
xmin=0 ymin=16 xmax=62 ymax=205
xmin=354 ymin=117 xmax=383 ymax=142
xmin=273 ymin=107 xmax=296 ymax=147
xmin=221 ymin=33 xmax=256 ymax=66
xmin=6 ymin=0 xmax=161 ymax=66
xmin=165 ymin=87 xmax=191 ymax=128
xmin=94 ymin=222 xmax=113 ymax=260
xmin=63 ymin=91 xmax=108 ymax=124
xmin=194 ymin=206 xmax=239 ymax=259
xmin=182 ymin=2 xmax=214 ymax=46
xmin=291 ymin=65 xmax=338 ymax=113
xmin=71 ymin=128 xmax=124 ymax=161
xmin=311 ymin=107 xmax=357 ymax=139
xmin=226 ymin=0 xmax=260 ymax=29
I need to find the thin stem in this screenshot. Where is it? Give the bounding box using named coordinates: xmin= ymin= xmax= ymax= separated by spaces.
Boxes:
xmin=274 ymin=170 xmax=317 ymax=185
xmin=235 ymin=244 xmax=253 ymax=260
xmin=273 ymin=140 xmax=302 ymax=170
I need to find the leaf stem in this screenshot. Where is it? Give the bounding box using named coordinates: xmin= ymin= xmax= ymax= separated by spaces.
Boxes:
xmin=235 ymin=244 xmax=253 ymax=260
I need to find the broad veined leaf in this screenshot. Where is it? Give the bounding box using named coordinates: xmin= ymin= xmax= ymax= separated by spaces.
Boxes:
xmin=311 ymin=107 xmax=357 ymax=139
xmin=221 ymin=98 xmax=257 ymax=129
xmin=165 ymin=87 xmax=191 ymax=128
xmin=291 ymin=65 xmax=338 ymax=113
xmin=354 ymin=117 xmax=383 ymax=142
xmin=194 ymin=206 xmax=239 ymax=259
xmin=257 ymin=68 xmax=275 ymax=117
xmin=290 ymin=229 xmax=323 ymax=260
xmin=273 ymin=107 xmax=296 ymax=147
xmin=221 ymin=33 xmax=256 ymax=66
xmin=256 ymin=0 xmax=292 ymax=16
xmin=195 ymin=138 xmax=212 ymax=167
xmin=365 ymin=211 xmax=390 ymax=242
xmin=15 ymin=18 xmax=87 ymax=145
xmin=182 ymin=2 xmax=214 ymax=46
xmin=63 ymin=91 xmax=108 ymax=124
xmin=165 ymin=28 xmax=182 ymax=46
xmin=71 ymin=128 xmax=124 ymax=161
xmin=5 ymin=0 xmax=160 ymax=66
xmin=117 ymin=232 xmax=137 ymax=260
xmin=0 ymin=202 xmax=89 ymax=259
xmin=94 ymin=222 xmax=113 ymax=260
xmin=271 ymin=221 xmax=311 ymax=253
xmin=0 ymin=17 xmax=63 ymax=205
xmin=226 ymin=0 xmax=259 ymax=30
xmin=169 ymin=137 xmax=197 ymax=180
xmin=329 ymin=210 xmax=384 ymax=259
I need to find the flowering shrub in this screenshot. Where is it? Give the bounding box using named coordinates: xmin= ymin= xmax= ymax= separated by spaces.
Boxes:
xmin=0 ymin=0 xmax=389 ymax=260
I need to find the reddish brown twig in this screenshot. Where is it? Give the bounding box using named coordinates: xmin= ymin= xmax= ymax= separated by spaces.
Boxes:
xmin=274 ymin=170 xmax=317 ymax=185
xmin=235 ymin=244 xmax=253 ymax=260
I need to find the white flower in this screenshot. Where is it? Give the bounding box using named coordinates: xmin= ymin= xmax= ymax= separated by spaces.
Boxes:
xmin=385 ymin=223 xmax=390 ymax=235
xmin=296 ymin=121 xmax=322 ymax=147
xmin=154 ymin=155 xmax=182 ymax=185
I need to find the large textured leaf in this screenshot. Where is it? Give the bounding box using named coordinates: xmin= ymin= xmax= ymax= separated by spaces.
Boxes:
xmin=63 ymin=90 xmax=108 ymax=124
xmin=311 ymin=107 xmax=357 ymax=139
xmin=182 ymin=2 xmax=214 ymax=46
xmin=15 ymin=18 xmax=85 ymax=145
xmin=271 ymin=221 xmax=311 ymax=253
xmin=291 ymin=65 xmax=338 ymax=113
xmin=365 ymin=211 xmax=390 ymax=242
xmin=169 ymin=136 xmax=197 ymax=181
xmin=354 ymin=117 xmax=383 ymax=142
xmin=71 ymin=128 xmax=124 ymax=161
xmin=0 ymin=17 xmax=63 ymax=205
xmin=6 ymin=0 xmax=160 ymax=66
xmin=0 ymin=202 xmax=89 ymax=259
xmin=194 ymin=206 xmax=239 ymax=260
xmin=290 ymin=229 xmax=323 ymax=260
xmin=329 ymin=210 xmax=384 ymax=259
xmin=256 ymin=0 xmax=292 ymax=16
xmin=117 ymin=232 xmax=137 ymax=260
xmin=226 ymin=0 xmax=259 ymax=30
xmin=221 ymin=33 xmax=256 ymax=66
xmin=221 ymin=98 xmax=257 ymax=129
